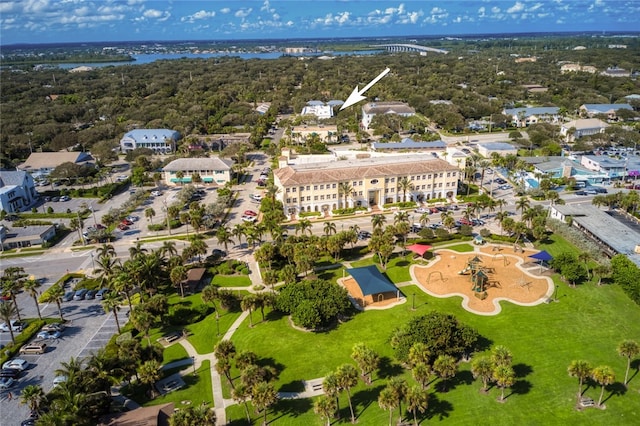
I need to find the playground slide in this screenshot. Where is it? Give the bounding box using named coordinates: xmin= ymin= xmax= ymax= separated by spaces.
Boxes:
xmin=458 ymin=266 xmax=471 ymax=275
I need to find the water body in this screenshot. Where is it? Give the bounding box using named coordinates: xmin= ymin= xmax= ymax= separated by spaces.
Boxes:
xmin=56 ymin=50 xmax=384 ymax=69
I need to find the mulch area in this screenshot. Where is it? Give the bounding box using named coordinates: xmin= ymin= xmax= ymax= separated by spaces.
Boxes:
xmin=412 ymin=245 xmax=553 ymax=315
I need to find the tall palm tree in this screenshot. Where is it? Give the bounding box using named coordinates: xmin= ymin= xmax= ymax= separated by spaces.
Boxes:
xmin=388 ymin=377 xmax=409 ymax=424
xmin=145 ymin=207 xmax=156 ymax=224
xmin=378 ymin=386 xmax=398 ymax=426
xmin=0 ymin=301 xmax=18 ymax=344
xmin=335 ymin=363 xmax=359 ymax=423
xmin=471 ymin=356 xmax=493 ymax=393
xmin=101 ymin=291 xmax=123 ymax=333
xmin=170 ymin=405 xmax=216 ymax=426
xmin=314 ymin=395 xmax=337 ymax=426
xmin=231 ymin=383 xmax=252 ymax=424
xmin=397 ymin=176 xmax=413 ymax=202
xmin=412 ymin=363 xmax=432 ymax=390
xmin=241 ymin=294 xmax=257 ymax=327
xmin=351 ymin=343 xmax=379 ymax=385
xmin=491 ymin=345 xmax=513 ymax=367
xmin=591 ymin=365 xmax=615 ymax=407
xmin=617 ymin=340 xmax=640 ymax=386
xmin=568 ymin=360 xmax=592 ymax=399
xmin=201 ymin=284 xmax=219 ymax=311
xmin=160 ymin=241 xmax=178 ymax=259
xmin=419 ymin=212 xmax=430 ymax=228
xmin=433 ymin=354 xmax=457 ymax=392
xmin=394 ymin=211 xmax=409 ymax=225
xmin=69 ymin=216 xmax=84 ymax=243
xmin=139 ymin=360 xmax=161 ymax=398
xmin=323 ymin=372 xmax=341 ymax=420
xmin=23 ymin=278 xmax=43 ymax=320
xmin=338 ymin=182 xmax=354 ymax=208
xmin=96 ymin=243 xmax=116 ymax=259
xmin=20 ymin=384 xmax=45 ymax=414
xmin=295 ymin=218 xmax=313 ymax=236
xmin=251 ymin=381 xmax=278 ymax=426
xmin=493 ymin=364 xmax=515 ymax=402
xmin=371 ymin=214 xmax=387 ymax=229
xmin=42 ymin=283 xmax=65 ymax=321
xmin=323 ymin=221 xmax=337 ymax=236
xmin=170 ymin=265 xmax=188 ymax=298
xmin=232 ymin=223 xmax=247 ymax=248
xmin=1 ymin=266 xmax=27 ymax=322
xmin=515 ymin=196 xmax=531 ymax=219
xmin=406 ymin=385 xmax=429 ymax=426
xmin=216 ymin=226 xmax=235 ymax=252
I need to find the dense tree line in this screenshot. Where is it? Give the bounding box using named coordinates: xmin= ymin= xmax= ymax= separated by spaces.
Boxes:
xmin=2 ymin=36 xmax=638 ymax=167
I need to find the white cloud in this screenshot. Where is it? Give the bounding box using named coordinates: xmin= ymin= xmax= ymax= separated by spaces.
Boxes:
xmin=507 ymin=2 xmax=525 ymax=14
xmin=220 ymin=8 xmax=230 ymax=14
xmin=261 ymin=0 xmax=275 ymax=14
xmin=478 ymin=6 xmax=486 ymax=17
xmin=181 ymin=10 xmax=216 ymax=23
xmin=235 ymin=8 xmax=252 ymax=19
xmin=492 ymin=6 xmax=501 ymax=13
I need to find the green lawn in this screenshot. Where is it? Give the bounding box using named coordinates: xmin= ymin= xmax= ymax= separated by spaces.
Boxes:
xmin=349 ymin=253 xmax=415 ymax=283
xmin=142 ymin=360 xmax=213 ymax=407
xmin=211 ymin=274 xmax=252 ymax=287
xmin=227 ymin=280 xmax=640 ymax=425
xmin=186 ymin=307 xmax=245 ymax=354
xmin=162 ymin=342 xmax=189 ymax=365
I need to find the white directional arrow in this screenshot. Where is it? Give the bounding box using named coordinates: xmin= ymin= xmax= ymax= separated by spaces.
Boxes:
xmin=340 ymin=67 xmax=391 ymax=111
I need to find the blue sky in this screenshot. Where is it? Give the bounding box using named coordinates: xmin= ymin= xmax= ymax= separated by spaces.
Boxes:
xmin=1 ymin=0 xmax=638 ymax=45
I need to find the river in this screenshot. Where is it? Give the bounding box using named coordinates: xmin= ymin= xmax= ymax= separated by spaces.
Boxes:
xmin=56 ymin=50 xmax=384 ymax=69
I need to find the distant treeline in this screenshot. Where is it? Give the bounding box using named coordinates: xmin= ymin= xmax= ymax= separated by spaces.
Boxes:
xmin=1 ymin=53 xmax=134 ymax=65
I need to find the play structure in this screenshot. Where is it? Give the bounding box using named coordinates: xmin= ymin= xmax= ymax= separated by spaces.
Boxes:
xmin=459 ymin=256 xmax=492 ymax=299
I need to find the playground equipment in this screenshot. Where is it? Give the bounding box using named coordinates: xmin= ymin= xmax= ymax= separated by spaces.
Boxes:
xmin=460 ymin=256 xmax=489 ymax=299
xmin=426 ymin=270 xmax=447 ymax=284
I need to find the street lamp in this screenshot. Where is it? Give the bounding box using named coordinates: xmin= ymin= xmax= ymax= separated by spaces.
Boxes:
xmin=192 ymin=356 xmax=196 ymax=375
xmin=215 ymin=311 xmax=220 ymax=336
xmin=90 ymin=253 xmax=95 ymax=271
xmin=553 ymin=285 xmax=559 ymax=302
xmin=412 ymin=292 xmax=416 ymax=311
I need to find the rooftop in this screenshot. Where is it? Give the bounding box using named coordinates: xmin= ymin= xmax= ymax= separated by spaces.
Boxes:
xmin=562 ymin=118 xmax=609 ymax=130
xmin=478 ymin=142 xmax=518 ymax=151
xmin=163 ymin=157 xmax=232 ymax=172
xmin=362 ymin=101 xmax=415 ymax=115
xmin=19 ymin=152 xmax=94 ymax=171
xmin=581 ymin=103 xmax=633 ymax=112
xmin=372 ymin=139 xmax=446 ymax=150
xmin=503 ymin=106 xmax=559 ymax=117
xmin=122 ymin=129 xmax=180 ymax=141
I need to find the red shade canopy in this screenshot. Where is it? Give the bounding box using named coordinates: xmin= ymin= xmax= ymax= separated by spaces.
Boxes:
xmin=407 ymin=243 xmax=432 ymax=256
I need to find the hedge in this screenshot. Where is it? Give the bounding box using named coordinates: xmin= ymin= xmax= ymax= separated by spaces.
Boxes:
xmin=331 ymin=207 xmax=368 ymax=216
xmin=0 ymin=319 xmax=45 ymax=366
xmin=299 ymin=211 xmax=322 ymax=218
xmin=148 ymin=219 xmax=182 ymax=231
xmin=38 ymin=273 xmax=85 ymax=303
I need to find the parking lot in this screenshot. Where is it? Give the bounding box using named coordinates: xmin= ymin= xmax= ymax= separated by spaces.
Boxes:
xmin=1 ymin=297 xmax=128 ymax=426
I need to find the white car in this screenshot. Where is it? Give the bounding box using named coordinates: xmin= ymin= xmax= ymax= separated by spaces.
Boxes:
xmin=241 ymin=215 xmax=257 ymax=223
xmin=0 ymin=377 xmax=15 ymax=389
xmin=0 ymin=320 xmax=24 ymax=333
xmin=250 ymin=194 xmax=262 ymax=202
xmin=151 ymin=190 xmax=162 ymax=196
xmin=2 ymin=359 xmax=29 ymax=371
xmin=37 ymin=330 xmax=61 ymax=340
xmin=415 ymin=207 xmax=429 ymax=214
xmin=53 ymin=375 xmax=67 ymax=387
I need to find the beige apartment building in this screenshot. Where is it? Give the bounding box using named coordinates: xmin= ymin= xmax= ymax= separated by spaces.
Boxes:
xmin=273 ymin=155 xmax=459 ymax=216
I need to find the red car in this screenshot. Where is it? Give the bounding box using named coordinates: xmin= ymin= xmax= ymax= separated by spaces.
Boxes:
xmin=117 ymin=224 xmax=129 ymax=231
xmin=121 ymin=219 xmax=133 ymax=226
xmin=243 ymin=210 xmax=258 ymax=217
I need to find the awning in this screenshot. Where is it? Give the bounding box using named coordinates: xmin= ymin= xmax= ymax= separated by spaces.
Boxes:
xmin=529 ymin=250 xmax=553 ymax=261
xmin=406 ymin=243 xmax=432 ymax=256
xmin=346 ymin=265 xmax=398 ymax=296
xmin=203 ymin=177 xmax=214 ymax=182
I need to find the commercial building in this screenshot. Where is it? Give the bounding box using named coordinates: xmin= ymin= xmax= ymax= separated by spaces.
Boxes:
xmin=290 ymin=125 xmax=339 ymax=144
xmin=274 ymin=154 xmax=459 ymax=217
xmin=371 ymin=139 xmax=446 ymax=152
xmin=560 ymin=118 xmax=609 ymax=142
xmin=18 ymin=152 xmax=94 ymax=177
xmin=580 ymin=155 xmax=640 ymax=180
xmin=300 ymin=101 xmax=334 ymax=120
xmin=502 ymin=107 xmax=560 ymax=127
xmin=476 ymin=142 xmax=518 ymax=158
xmin=120 ymin=129 xmax=181 ymax=154
xmin=0 ymin=224 xmax=57 ymax=250
xmin=579 ymin=103 xmax=633 ymax=119
xmin=361 ymin=102 xmax=415 ymax=130
xmin=162 ymin=157 xmax=233 ymax=186
xmin=0 ymin=170 xmax=39 ymax=213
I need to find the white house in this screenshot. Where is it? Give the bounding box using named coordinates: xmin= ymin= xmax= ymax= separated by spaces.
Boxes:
xmin=361 ymin=102 xmax=415 ymax=130
xmin=560 ymin=119 xmax=609 ymax=142
xmin=0 ymin=170 xmax=39 ymax=214
xmin=162 ymin=157 xmax=233 ymax=187
xmin=300 ymin=103 xmax=334 ymax=120
xmin=502 ymin=107 xmax=560 ymax=127
xmin=120 ymin=129 xmax=181 ymax=154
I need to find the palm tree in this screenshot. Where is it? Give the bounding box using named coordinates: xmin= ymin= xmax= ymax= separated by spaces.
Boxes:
xmin=130 ymin=307 xmax=154 ymax=345
xmin=471 ymin=356 xmax=494 ymax=393
xmin=232 ymin=384 xmax=252 ymax=424
xmin=591 ymin=365 xmax=615 ymax=407
xmin=336 ymin=363 xmax=359 ymax=423
xmin=216 ymin=225 xmax=235 ymax=252
xmin=170 ymin=265 xmax=188 ymax=298
xmin=232 ymin=223 xmax=247 ymax=248
xmin=1 ymin=266 xmax=27 ymax=322
xmin=23 ymin=278 xmax=43 ymax=320
xmin=412 ymin=363 xmax=432 ymax=390
xmin=492 ymin=345 xmax=513 ymax=367
xmin=397 ymin=176 xmax=413 ymax=202
xmin=295 ymin=218 xmax=313 ymax=236
xmin=241 ymin=294 xmax=257 ymax=327
xmin=441 ymin=211 xmax=456 ymax=231
xmin=388 ymin=377 xmax=409 ymax=424
xmin=160 ymin=241 xmax=178 ymax=259
xmin=0 ymin=301 xmax=18 ymax=344
xmin=201 ymin=284 xmax=219 ymax=311
xmin=69 ymin=216 xmax=84 ymax=243
xmin=139 ymin=359 xmax=161 ymax=398
xmin=371 ymin=214 xmax=386 ymax=229
xmin=568 ymin=360 xmax=592 ymax=399
xmin=338 ymin=182 xmax=354 ymax=208
xmin=351 ymin=342 xmax=379 ymax=385
xmin=617 ymin=340 xmax=640 ymax=385
xmin=493 ymin=364 xmax=515 ymax=402
xmin=145 ymin=207 xmax=156 ymax=224
xmin=42 ymin=283 xmax=65 ymax=321
xmin=419 ymin=212 xmax=430 ymax=228
xmin=323 ymin=372 xmax=341 ymax=420
xmin=577 ymin=252 xmax=592 ymax=280
xmin=20 ymin=384 xmax=45 ymax=413
xmin=515 ymin=196 xmax=531 ymax=219
xmin=175 ymin=170 xmax=185 ymax=185
xmin=323 ymin=221 xmax=337 ymax=236
xmin=214 ymin=340 xmax=237 ymax=387
xmin=378 ymin=386 xmax=397 ymax=426
xmin=170 ymin=405 xmax=216 ymax=426
xmin=406 ymin=385 xmax=429 ymax=426
xmin=101 ymin=291 xmax=123 ymax=333
xmin=314 ymin=395 xmax=337 ymax=426
xmin=252 ymin=381 xmax=278 ymax=426
xmin=433 ymin=354 xmax=457 ymax=392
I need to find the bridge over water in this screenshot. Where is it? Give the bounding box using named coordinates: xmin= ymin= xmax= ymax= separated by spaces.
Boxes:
xmin=372 ymin=43 xmax=449 ymax=54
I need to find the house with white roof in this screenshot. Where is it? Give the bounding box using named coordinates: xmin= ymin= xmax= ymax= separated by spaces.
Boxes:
xmin=361 ymin=102 xmax=416 ymax=130
xmin=300 ymin=101 xmax=334 ymax=120
xmin=0 ymin=170 xmax=38 ymax=213
xmin=162 ymin=157 xmax=233 ymax=186
xmin=120 ymin=129 xmax=181 ymax=154
xmin=560 ymin=118 xmax=609 ymax=142
xmin=502 ymin=107 xmax=560 ymax=127
xmin=579 ymin=103 xmax=633 ymax=120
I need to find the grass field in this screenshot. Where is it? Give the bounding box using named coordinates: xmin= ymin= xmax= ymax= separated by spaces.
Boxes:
xmin=211 ymin=274 xmax=252 ymax=288
xmin=228 ymin=277 xmax=640 ymax=424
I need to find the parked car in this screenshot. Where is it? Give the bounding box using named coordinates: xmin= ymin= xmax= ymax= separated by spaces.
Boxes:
xmin=73 ymin=289 xmax=88 ymax=301
xmin=42 ymin=323 xmax=65 ymax=332
xmin=59 ymin=195 xmax=70 ymax=201
xmin=121 ymin=219 xmax=133 ymax=226
xmin=2 ymin=359 xmax=29 ymax=371
xmin=211 ymin=249 xmax=227 ymax=258
xmin=241 ymin=215 xmax=257 ymax=223
xmin=51 ymin=196 xmax=60 ymax=202
xmin=62 ymin=291 xmax=75 ymax=302
xmin=250 ymin=194 xmax=263 ymax=202
xmin=36 ymin=330 xmax=61 ymax=340
xmin=0 ymin=368 xmax=21 ymax=379
xmin=244 ymin=210 xmax=258 ymax=217
xmin=0 ymin=377 xmax=16 ymax=389
xmin=53 ymin=375 xmax=67 ymax=388
xmin=415 ymin=207 xmax=429 ymax=214
xmin=85 ymin=289 xmax=98 ymax=300
xmin=95 ymin=288 xmax=109 ymax=300
xmin=150 ymin=190 xmax=162 ymax=196
xmin=357 ymin=231 xmax=372 ymax=240
xmin=0 ymin=320 xmax=24 ymax=333
xmin=117 ymin=224 xmax=130 ymax=231
xmin=430 ymin=207 xmax=439 ymax=214
xmin=126 ymin=215 xmax=140 ymax=222
xmin=575 ymin=190 xmax=588 ymax=196
xmin=19 ymin=342 xmax=47 ymax=355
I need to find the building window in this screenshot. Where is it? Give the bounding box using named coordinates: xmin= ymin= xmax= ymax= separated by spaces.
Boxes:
xmin=332 ymin=194 xmax=337 ymax=199
xmin=439 ymin=173 xmax=443 ymax=178
xmin=447 ymin=172 xmax=451 ymax=178
xmin=439 ymin=183 xmax=443 ymax=187
xmin=306 ymin=186 xmax=310 ymax=191
xmin=286 ymin=188 xmax=290 ymax=193
xmin=314 ymin=196 xmax=318 ymax=201
xmin=307 ymin=196 xmax=311 ymax=201
xmin=320 ymin=184 xmax=324 ymax=190
xmin=358 ymin=191 xmax=363 ymax=196
xmin=320 ymin=195 xmax=325 ymax=200
xmin=422 ymin=185 xmax=426 ymax=190
xmin=452 ymin=172 xmax=456 ymax=177
xmin=427 ymin=174 xmax=432 ymax=180
xmin=359 ymin=181 xmax=363 ymax=186
xmin=411 ymin=176 xmax=415 ymax=181
xmin=416 ymin=175 xmax=421 ymax=180
xmin=422 ymin=175 xmax=426 ymax=179
xmin=370 ymin=179 xmax=379 ymax=184
xmin=292 ymin=187 xmax=296 ymax=192
xmin=353 ymin=181 xmax=357 ymax=186
xmin=391 ymin=177 xmax=395 ymax=182
xmin=332 ymin=183 xmax=336 ymax=188
xmin=286 ymin=198 xmax=291 ymax=203
xmin=314 ymin=185 xmax=318 ymax=190
xmin=385 ymin=188 xmax=389 ymax=193
xmin=391 ymin=188 xmax=395 ymax=193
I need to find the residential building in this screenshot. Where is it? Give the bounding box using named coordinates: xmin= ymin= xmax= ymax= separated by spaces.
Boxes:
xmin=371 ymin=139 xmax=446 ymax=152
xmin=477 ymin=142 xmax=518 ymax=158
xmin=162 ymin=157 xmax=233 ymax=186
xmin=290 ymin=125 xmax=339 ymax=144
xmin=300 ymin=101 xmax=334 ymax=119
xmin=0 ymin=224 xmax=57 ymax=250
xmin=273 ymin=154 xmax=459 ymax=217
xmin=549 ymin=203 xmax=640 ymax=267
xmin=601 ymin=67 xmax=630 ymax=77
xmin=18 ymin=152 xmax=94 ymax=177
xmin=560 ymin=63 xmax=597 ymax=74
xmin=523 ymin=157 xmax=605 ymax=183
xmin=560 ymin=118 xmax=609 ymax=142
xmin=502 ymin=107 xmax=560 ymax=127
xmin=0 ymin=170 xmax=38 ymax=213
xmin=119 ymin=129 xmax=180 ymax=154
xmin=580 ymin=154 xmax=640 ymax=180
xmin=361 ymin=101 xmax=416 ymax=130
xmin=579 ymin=103 xmax=633 ymax=119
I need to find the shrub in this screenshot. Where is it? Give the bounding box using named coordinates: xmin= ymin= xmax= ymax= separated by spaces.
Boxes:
xmin=332 ymin=207 xmax=368 ymax=216
xmin=299 ymin=211 xmax=322 ymax=218
xmin=165 ymin=305 xmax=211 ymax=326
xmin=0 ymin=319 xmax=45 ymax=366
